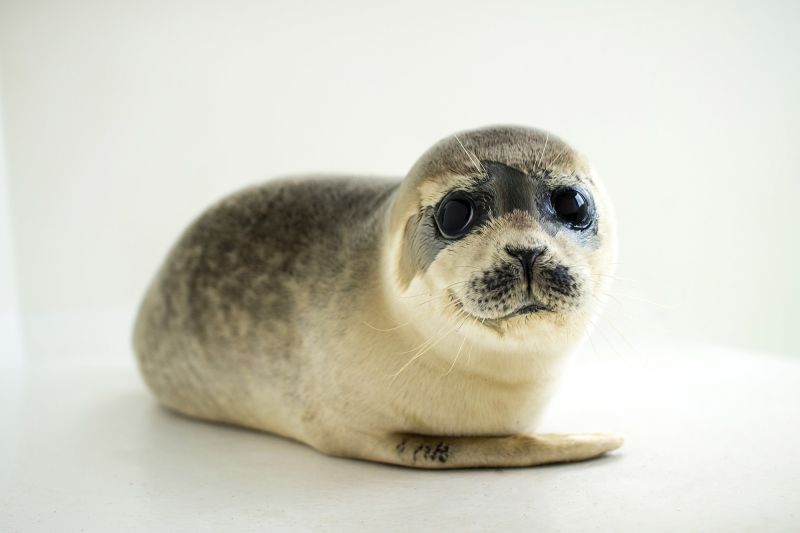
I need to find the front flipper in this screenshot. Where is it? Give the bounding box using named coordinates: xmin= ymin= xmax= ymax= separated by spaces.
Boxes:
xmin=361 ymin=433 xmax=623 ymax=469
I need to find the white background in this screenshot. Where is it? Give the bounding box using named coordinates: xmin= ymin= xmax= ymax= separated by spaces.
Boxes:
xmin=2 ymin=3 xmax=799 ymax=532
xmin=1 ymin=0 xmax=799 ymax=361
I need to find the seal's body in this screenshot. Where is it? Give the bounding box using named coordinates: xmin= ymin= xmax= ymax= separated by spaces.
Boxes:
xmin=134 ymin=126 xmax=621 ymax=468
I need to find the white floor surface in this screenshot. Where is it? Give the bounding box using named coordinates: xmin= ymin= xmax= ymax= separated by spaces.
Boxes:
xmin=1 ymin=344 xmax=798 ymax=532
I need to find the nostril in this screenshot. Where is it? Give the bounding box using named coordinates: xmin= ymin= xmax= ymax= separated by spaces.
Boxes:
xmin=505 ymin=246 xmax=545 ymax=268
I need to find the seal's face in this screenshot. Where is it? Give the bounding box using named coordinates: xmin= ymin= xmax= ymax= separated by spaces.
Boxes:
xmin=393 ymin=127 xmax=616 ymax=336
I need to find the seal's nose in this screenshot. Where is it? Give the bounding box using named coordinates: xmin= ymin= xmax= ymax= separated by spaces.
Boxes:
xmin=505 ymin=246 xmax=544 ymax=269
xmin=505 ymin=246 xmax=545 ymax=289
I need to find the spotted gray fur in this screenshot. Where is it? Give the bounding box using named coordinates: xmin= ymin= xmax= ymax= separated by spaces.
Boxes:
xmin=134 ymin=177 xmax=398 ymax=421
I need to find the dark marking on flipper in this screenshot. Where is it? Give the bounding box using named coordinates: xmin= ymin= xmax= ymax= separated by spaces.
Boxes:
xmin=405 ymin=439 xmax=451 ymax=464
xmin=395 ymin=439 xmax=407 ymax=456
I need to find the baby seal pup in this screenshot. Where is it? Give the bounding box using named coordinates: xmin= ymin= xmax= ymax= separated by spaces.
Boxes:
xmin=133 ymin=125 xmax=621 ymax=468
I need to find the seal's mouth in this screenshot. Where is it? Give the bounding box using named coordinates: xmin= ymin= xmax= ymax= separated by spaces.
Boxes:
xmin=447 ymin=290 xmax=550 ymax=326
xmin=492 ymin=301 xmax=550 ymax=322
xmin=508 ymin=302 xmax=549 ymax=317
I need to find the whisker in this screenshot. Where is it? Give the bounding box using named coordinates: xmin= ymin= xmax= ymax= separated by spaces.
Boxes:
xmin=465 ymin=338 xmax=475 ymax=367
xmin=392 ymin=313 xmax=453 ymax=355
xmin=536 ymin=132 xmax=550 ymax=169
xmin=441 ymin=279 xmax=470 ymax=290
xmin=363 ymin=320 xmax=410 ymax=332
xmin=589 ymin=273 xmax=640 ymax=284
xmin=442 ymin=319 xmax=470 ymax=376
xmin=551 ymin=145 xmax=569 ymax=167
xmin=587 ymin=315 xmax=623 ymax=358
xmin=585 ymin=322 xmax=599 ymax=356
xmin=599 ymin=290 xmax=671 ymax=309
xmin=413 ymin=292 xmax=451 ymax=308
xmin=388 ymin=319 xmax=463 ymax=379
xmin=396 ymin=291 xmax=433 ymax=299
xmin=597 ymin=314 xmax=636 ymax=353
xmin=409 ymin=280 xmax=471 ymax=308
xmin=454 ymin=134 xmax=487 ymax=176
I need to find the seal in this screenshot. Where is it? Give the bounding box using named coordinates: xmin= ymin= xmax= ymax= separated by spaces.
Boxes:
xmin=133 ymin=125 xmax=622 ymax=468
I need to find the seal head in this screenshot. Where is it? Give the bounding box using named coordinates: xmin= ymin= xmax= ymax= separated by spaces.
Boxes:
xmin=388 ymin=126 xmax=616 ymax=347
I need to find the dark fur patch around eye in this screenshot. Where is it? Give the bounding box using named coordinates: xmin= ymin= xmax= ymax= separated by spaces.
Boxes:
xmin=398 ymin=207 xmax=447 ymax=289
xmin=478 ymin=161 xmax=601 ymax=249
xmin=398 ymin=161 xmax=602 ymax=288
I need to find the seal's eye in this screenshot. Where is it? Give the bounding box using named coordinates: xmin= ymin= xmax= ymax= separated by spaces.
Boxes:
xmin=551 ymin=188 xmax=592 ymax=228
xmin=435 ymin=192 xmax=475 ymax=239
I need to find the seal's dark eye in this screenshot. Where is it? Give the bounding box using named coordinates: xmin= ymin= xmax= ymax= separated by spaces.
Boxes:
xmin=435 ymin=193 xmax=475 ymax=239
xmin=551 ymin=188 xmax=591 ymax=228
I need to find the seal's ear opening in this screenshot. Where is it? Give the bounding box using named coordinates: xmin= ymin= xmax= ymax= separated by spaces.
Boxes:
xmin=397 ymin=214 xmax=421 ymax=291
xmin=397 ymin=205 xmax=448 ymax=292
